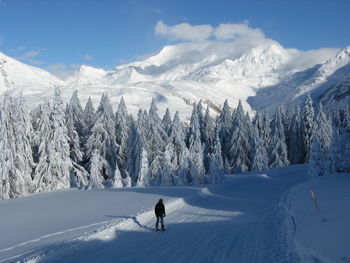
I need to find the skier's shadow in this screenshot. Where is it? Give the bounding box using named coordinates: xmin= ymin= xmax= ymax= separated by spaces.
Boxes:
xmin=104 ymin=215 xmax=154 ymax=231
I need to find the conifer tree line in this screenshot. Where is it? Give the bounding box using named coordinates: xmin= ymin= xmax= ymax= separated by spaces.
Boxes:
xmin=0 ymin=89 xmax=349 ymax=200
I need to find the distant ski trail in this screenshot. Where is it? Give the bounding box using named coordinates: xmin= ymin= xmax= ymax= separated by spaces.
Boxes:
xmin=9 ymin=166 xmax=307 ymax=263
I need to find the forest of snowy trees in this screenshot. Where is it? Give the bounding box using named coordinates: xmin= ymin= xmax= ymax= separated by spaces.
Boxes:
xmin=0 ymin=88 xmax=349 ymax=200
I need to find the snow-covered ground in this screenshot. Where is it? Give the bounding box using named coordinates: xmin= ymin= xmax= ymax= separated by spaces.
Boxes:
xmin=287 ymin=173 xmax=350 ymax=263
xmin=0 ymin=165 xmax=349 ymax=263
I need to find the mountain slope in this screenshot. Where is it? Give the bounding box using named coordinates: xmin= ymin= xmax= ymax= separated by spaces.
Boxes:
xmin=0 ymin=42 xmax=348 ymax=117
xmin=0 ymin=52 xmax=65 ymax=103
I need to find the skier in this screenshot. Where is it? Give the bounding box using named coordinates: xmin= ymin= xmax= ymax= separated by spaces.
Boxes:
xmin=154 ymin=198 xmax=166 ymax=231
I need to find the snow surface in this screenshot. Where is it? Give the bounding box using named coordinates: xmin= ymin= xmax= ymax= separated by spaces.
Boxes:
xmin=0 ymin=165 xmax=313 ymax=263
xmin=287 ymin=173 xmax=350 ymax=263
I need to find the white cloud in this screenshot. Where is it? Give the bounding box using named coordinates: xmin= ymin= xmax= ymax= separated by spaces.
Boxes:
xmin=214 ymin=22 xmax=265 ymax=40
xmin=155 ymin=20 xmax=213 ymax=42
xmin=17 ymin=50 xmax=40 ymax=60
xmin=83 ymin=54 xmax=93 ymax=61
xmin=154 ymin=21 xmax=266 ymax=43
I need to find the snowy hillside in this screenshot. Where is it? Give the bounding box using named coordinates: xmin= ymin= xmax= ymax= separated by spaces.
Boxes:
xmin=1 ymin=165 xmax=349 ymax=263
xmin=0 ymin=52 xmax=65 ymax=103
xmin=1 ymin=41 xmax=349 ymax=117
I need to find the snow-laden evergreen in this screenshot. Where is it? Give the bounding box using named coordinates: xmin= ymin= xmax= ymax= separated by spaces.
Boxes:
xmin=66 ymin=91 xmax=88 ymax=187
xmin=187 ymin=103 xmax=206 ymax=184
xmin=1 ymin=90 xmax=349 ymax=199
xmin=85 ymin=93 xmax=119 ymax=186
xmin=208 ymin=128 xmax=224 ymax=183
xmin=146 ymin=99 xmax=168 ymax=182
xmin=168 ymin=111 xmax=190 ymax=185
xmin=33 ymin=88 xmax=72 ymax=192
xmin=302 ymin=94 xmax=315 ymax=162
xmin=268 ymin=106 xmax=289 ymax=168
xmin=0 ymin=92 xmax=34 ymax=199
xmin=251 ymin=123 xmax=268 ymax=171
xmin=83 ymin=97 xmax=96 ymax=131
xmin=228 ymin=100 xmax=252 ymax=172
xmin=115 ymin=97 xmax=131 ymax=177
xmin=217 ymin=99 xmax=233 ymax=172
xmin=287 ymin=106 xmax=304 ymax=164
xmin=202 ymin=105 xmax=216 ymax=173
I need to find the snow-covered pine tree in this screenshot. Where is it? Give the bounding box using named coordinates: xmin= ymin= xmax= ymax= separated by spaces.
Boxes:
xmin=217 ymin=99 xmax=232 ymax=172
xmin=33 ymin=87 xmax=72 ymax=192
xmin=126 ymin=110 xmax=150 ymax=186
xmin=302 ymin=94 xmax=315 ymax=162
xmin=308 ymin=137 xmax=324 ymax=177
xmin=135 ymin=147 xmax=151 ymax=187
xmin=187 ymin=103 xmax=206 ymax=184
xmin=287 ymin=106 xmax=304 ymax=164
xmin=85 ymin=93 xmax=119 ymax=187
xmin=228 ymin=100 xmax=252 ymax=173
xmin=115 ymin=97 xmax=131 ymax=177
xmin=162 ymin=108 xmax=172 ymax=137
xmin=161 ymin=143 xmax=175 ymax=185
xmin=208 ymin=128 xmax=224 ymax=183
xmin=169 ymin=111 xmax=190 ymax=185
xmin=83 ymin=97 xmax=96 ymax=131
xmin=202 ymin=106 xmax=215 ymax=173
xmin=314 ymin=103 xmax=332 ymax=151
xmin=252 ymin=111 xmax=271 ymax=151
xmin=251 ymin=125 xmax=268 ymax=171
xmin=66 ymin=91 xmax=88 ymax=187
xmin=0 ymin=92 xmax=35 ymax=199
xmin=87 ymin=149 xmax=106 ymax=189
xmin=329 ymin=107 xmax=350 ymax=173
xmin=147 ymin=98 xmax=167 ymax=183
xmin=66 ymin=90 xmax=86 ymax=136
xmin=268 ymin=106 xmax=289 ymax=168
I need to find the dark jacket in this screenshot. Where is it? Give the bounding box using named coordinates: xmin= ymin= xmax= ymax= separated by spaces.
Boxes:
xmin=154 ymin=201 xmax=165 ymax=217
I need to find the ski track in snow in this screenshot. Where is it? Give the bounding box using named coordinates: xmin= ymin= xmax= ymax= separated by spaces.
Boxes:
xmin=1 ymin=166 xmax=308 ymax=263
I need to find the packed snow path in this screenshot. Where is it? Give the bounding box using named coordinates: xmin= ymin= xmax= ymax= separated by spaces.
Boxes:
xmin=0 ymin=166 xmax=307 ymax=263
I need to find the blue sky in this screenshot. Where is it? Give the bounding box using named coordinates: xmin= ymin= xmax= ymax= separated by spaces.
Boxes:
xmin=0 ymin=0 xmax=349 ymax=78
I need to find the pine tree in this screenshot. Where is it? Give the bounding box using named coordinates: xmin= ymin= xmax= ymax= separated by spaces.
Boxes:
xmin=202 ymin=106 xmax=215 ymax=173
xmin=87 ymin=149 xmax=106 ymax=189
xmin=302 ymin=94 xmax=315 ymax=162
xmin=83 ymin=97 xmax=96 ymax=131
xmin=162 ymin=108 xmax=172 ymax=137
xmin=251 ymin=126 xmax=268 ymax=171
xmin=115 ymin=97 xmax=131 ymax=177
xmin=126 ymin=111 xmax=150 ymax=186
xmin=33 ymin=88 xmax=72 ymax=192
xmin=66 ymin=91 xmax=88 ymax=187
xmin=217 ymin=99 xmax=232 ymax=172
xmin=269 ymin=106 xmax=289 ymax=168
xmin=187 ymin=103 xmax=206 ymax=184
xmin=147 ymin=98 xmax=167 ymax=182
xmin=308 ymin=137 xmax=324 ymax=177
xmin=161 ymin=143 xmax=175 ymax=185
xmin=169 ymin=111 xmax=190 ymax=185
xmin=208 ymin=128 xmax=224 ymax=183
xmin=0 ymin=92 xmax=34 ymax=199
xmin=287 ymin=107 xmax=304 ymax=164
xmin=85 ymin=93 xmax=118 ymax=186
xmin=314 ymin=103 xmax=332 ymax=151
xmin=136 ymin=147 xmax=151 ymax=187
xmin=228 ymin=100 xmax=252 ymax=173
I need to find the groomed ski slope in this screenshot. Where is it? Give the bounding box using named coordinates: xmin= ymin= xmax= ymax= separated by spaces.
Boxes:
xmin=0 ymin=165 xmax=332 ymax=263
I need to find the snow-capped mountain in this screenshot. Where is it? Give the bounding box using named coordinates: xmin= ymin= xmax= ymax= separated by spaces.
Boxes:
xmin=0 ymin=52 xmax=65 ymax=103
xmin=249 ymin=46 xmax=350 ymax=112
xmin=0 ymin=41 xmax=349 ymax=118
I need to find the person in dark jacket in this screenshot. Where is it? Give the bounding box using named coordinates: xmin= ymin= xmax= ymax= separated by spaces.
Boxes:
xmin=154 ymin=198 xmax=166 ymax=231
